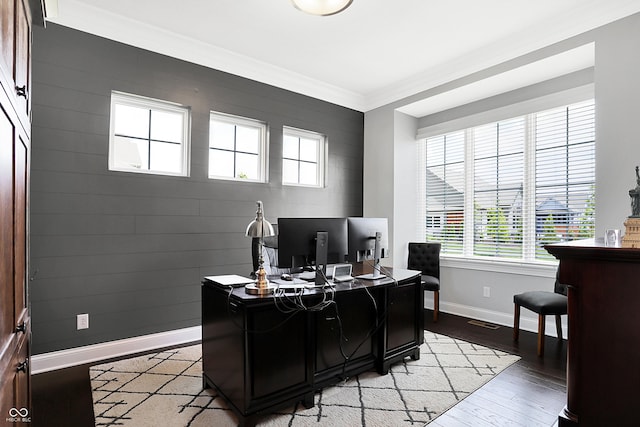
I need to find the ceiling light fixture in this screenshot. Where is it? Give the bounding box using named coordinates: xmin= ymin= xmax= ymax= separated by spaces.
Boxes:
xmin=291 ymin=0 xmax=353 ymax=16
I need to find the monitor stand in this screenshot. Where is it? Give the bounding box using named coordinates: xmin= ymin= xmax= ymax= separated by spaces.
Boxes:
xmin=357 ymin=272 xmax=385 ymax=280
xmin=356 ymin=264 xmax=385 ymax=280
xmin=315 ymin=231 xmax=330 ymax=286
xmin=356 ymin=232 xmax=385 ymax=280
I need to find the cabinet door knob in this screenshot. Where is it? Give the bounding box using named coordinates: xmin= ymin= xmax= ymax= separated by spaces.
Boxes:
xmin=15 ymin=322 xmax=26 ymax=334
xmin=16 ymin=85 xmax=28 ymax=99
xmin=17 ymin=359 xmax=29 ymax=373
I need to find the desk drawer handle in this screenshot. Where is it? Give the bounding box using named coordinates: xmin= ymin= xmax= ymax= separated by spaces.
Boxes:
xmin=229 ymin=301 xmax=239 ymax=313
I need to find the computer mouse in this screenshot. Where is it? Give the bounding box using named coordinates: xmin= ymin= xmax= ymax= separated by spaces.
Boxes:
xmin=281 ymin=273 xmax=292 ymax=281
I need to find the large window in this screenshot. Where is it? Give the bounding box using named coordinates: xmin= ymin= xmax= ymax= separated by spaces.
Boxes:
xmin=473 ymin=117 xmax=525 ymax=258
xmin=422 ymin=100 xmax=595 ymax=262
xmin=109 ymin=92 xmax=190 ymax=176
xmin=282 ymin=127 xmax=325 ymax=187
xmin=209 ymin=112 xmax=267 ymax=182
xmin=423 ymin=131 xmax=465 ymax=254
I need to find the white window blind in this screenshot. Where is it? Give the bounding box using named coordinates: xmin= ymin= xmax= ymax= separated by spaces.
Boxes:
xmin=425 ymin=131 xmax=465 ymax=254
xmin=473 ymin=117 xmax=525 ymax=259
xmin=420 ymin=99 xmax=595 ymax=262
xmin=534 ymin=100 xmax=595 ymax=259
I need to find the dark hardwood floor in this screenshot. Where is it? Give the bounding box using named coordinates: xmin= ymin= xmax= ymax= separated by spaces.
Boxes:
xmin=31 ymin=310 xmax=566 ymax=427
xmin=426 ymin=312 xmax=566 ymax=426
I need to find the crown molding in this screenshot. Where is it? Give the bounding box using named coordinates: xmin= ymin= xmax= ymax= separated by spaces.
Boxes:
xmin=46 ymin=0 xmax=367 ymax=111
xmin=365 ymin=2 xmax=640 ymax=111
xmin=45 ymin=0 xmax=640 ymax=113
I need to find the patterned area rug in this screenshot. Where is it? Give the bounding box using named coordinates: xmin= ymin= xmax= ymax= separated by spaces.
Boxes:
xmin=91 ymin=332 xmax=519 ymax=426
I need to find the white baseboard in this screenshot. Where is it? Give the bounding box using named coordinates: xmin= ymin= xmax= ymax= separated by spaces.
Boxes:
xmin=424 ymin=295 xmax=567 ymax=339
xmin=31 ymin=297 xmax=565 ymax=375
xmin=30 ymin=326 xmax=202 ymax=374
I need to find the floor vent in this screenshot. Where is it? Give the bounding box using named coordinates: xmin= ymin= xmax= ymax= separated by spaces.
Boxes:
xmin=468 ymin=320 xmax=500 ymax=330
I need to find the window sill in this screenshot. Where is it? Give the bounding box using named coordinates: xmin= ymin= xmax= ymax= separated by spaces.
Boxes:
xmin=109 ymin=167 xmax=189 ymax=178
xmin=282 ymin=182 xmax=323 ymax=189
xmin=208 ymin=176 xmax=267 ymax=184
xmin=440 ymin=255 xmax=557 ymax=278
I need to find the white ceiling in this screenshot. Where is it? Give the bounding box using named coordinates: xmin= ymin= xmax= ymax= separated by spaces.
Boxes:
xmin=44 ymin=0 xmax=640 ymax=113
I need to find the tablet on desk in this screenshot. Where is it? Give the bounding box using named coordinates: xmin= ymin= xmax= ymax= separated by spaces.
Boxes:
xmin=332 ymin=264 xmax=353 ymax=282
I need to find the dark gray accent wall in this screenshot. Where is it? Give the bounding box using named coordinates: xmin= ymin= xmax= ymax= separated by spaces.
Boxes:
xmin=30 ymin=24 xmax=364 ymax=354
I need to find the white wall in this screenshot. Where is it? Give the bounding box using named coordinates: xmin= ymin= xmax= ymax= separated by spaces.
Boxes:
xmin=364 ymin=12 xmax=640 ymax=336
xmin=393 ymin=111 xmax=419 ymax=267
xmin=363 ymin=107 xmax=396 ymax=267
xmin=594 ymin=14 xmax=640 ymax=232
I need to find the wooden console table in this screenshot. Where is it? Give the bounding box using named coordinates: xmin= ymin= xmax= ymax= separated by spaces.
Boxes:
xmin=201 ymin=264 xmax=423 ymax=427
xmin=546 ymin=239 xmax=640 ymax=427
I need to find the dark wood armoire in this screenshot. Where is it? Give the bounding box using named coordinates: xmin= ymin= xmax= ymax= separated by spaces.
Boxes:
xmin=546 ymin=239 xmax=640 ymax=427
xmin=1 ymin=0 xmax=43 ymax=421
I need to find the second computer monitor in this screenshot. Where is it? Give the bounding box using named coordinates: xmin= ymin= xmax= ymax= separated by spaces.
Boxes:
xmin=347 ymin=217 xmax=389 ymax=263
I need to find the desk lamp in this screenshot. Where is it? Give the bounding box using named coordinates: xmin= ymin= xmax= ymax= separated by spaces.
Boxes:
xmin=245 ymin=201 xmax=276 ymax=295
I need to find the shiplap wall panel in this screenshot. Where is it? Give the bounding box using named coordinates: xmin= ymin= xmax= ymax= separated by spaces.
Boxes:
xmin=30 ymin=23 xmax=364 ymax=354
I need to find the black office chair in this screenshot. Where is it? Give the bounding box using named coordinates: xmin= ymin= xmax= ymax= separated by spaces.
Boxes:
xmin=513 ymin=269 xmax=567 ymax=357
xmin=407 ymin=242 xmax=441 ymax=322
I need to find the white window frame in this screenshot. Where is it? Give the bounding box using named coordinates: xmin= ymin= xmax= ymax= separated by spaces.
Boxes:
xmin=419 ymin=98 xmax=595 ymax=265
xmin=208 ymin=112 xmax=268 ymax=183
xmin=108 ymin=91 xmax=191 ymax=177
xmin=282 ymin=126 xmax=326 ymax=188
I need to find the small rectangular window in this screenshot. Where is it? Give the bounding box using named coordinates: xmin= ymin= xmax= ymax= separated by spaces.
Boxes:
xmin=109 ymin=92 xmax=191 ymax=176
xmin=282 ymin=126 xmax=325 ymax=187
xmin=209 ymin=112 xmax=267 ymax=182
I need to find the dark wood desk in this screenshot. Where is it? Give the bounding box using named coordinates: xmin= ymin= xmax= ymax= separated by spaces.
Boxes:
xmin=546 ymin=239 xmax=640 ymax=427
xmin=201 ymin=264 xmax=423 ymax=427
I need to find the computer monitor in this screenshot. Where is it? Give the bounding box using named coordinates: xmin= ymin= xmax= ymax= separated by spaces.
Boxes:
xmin=347 ymin=217 xmax=389 ymax=279
xmin=277 ymin=217 xmax=348 ymax=284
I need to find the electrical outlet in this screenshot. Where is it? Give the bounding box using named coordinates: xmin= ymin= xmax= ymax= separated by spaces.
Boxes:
xmin=483 ymin=286 xmax=491 ymax=298
xmin=77 ymin=313 xmax=89 ymax=330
